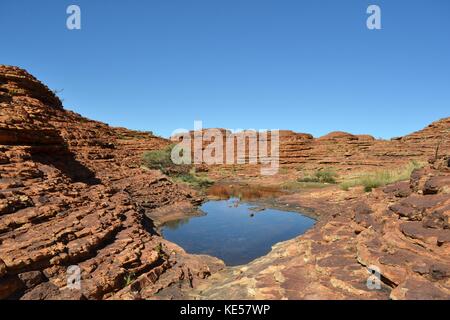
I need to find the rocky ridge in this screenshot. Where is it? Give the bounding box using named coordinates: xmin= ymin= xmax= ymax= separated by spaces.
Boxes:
xmin=279 ymin=119 xmax=449 ymax=171
xmin=176 ymin=118 xmax=449 ymax=174
xmin=0 ymin=65 xmax=448 ymax=300
xmin=0 ymin=65 xmax=222 ymax=300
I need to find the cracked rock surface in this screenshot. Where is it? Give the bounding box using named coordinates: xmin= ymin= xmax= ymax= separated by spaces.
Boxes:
xmin=0 ymin=65 xmax=222 ymax=300
xmin=186 ymin=159 xmax=449 ymax=300
xmin=1 ymin=65 xmax=448 ymax=300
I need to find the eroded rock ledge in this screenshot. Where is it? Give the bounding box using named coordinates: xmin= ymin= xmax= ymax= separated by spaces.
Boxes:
xmin=1 ymin=65 xmax=448 ymax=300
xmin=187 ymin=158 xmax=450 ymax=300
xmin=0 ymin=65 xmax=223 ymax=300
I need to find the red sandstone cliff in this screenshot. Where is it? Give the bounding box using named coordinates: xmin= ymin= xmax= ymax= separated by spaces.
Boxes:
xmin=173 ymin=117 xmax=449 ymax=174
xmin=0 ymin=65 xmax=221 ymax=299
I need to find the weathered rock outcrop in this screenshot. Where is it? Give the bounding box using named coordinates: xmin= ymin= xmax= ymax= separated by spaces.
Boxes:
xmin=0 ymin=65 xmax=222 ymax=299
xmin=176 ymin=118 xmax=449 ymax=174
xmin=187 ymin=158 xmax=450 ymax=300
xmin=1 ymin=65 xmax=448 ymax=300
xmin=279 ymin=120 xmax=449 ymax=171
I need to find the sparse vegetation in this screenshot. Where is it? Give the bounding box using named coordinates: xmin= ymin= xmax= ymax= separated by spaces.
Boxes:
xmin=51 ymin=88 xmax=64 ymax=102
xmin=153 ymin=242 xmax=167 ymax=259
xmin=278 ymin=167 xmax=289 ymax=175
xmin=116 ymin=134 xmax=134 ymax=140
xmin=142 ymin=145 xmax=175 ymax=173
xmin=297 ymin=168 xmax=338 ymax=184
xmin=142 ymin=145 xmax=214 ymax=189
xmin=8 ymin=88 xmax=26 ymax=96
xmin=340 ymin=160 xmax=424 ymax=192
xmin=174 ymin=169 xmax=214 ymax=189
xmin=52 ymin=88 xmax=64 ymax=95
xmin=123 ymin=272 xmax=136 ymax=287
xmin=154 ymin=242 xmax=163 ymax=254
xmin=281 ymin=180 xmax=330 ymax=191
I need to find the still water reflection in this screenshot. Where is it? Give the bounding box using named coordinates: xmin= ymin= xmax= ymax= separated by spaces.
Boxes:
xmin=162 ymin=198 xmax=315 ymax=266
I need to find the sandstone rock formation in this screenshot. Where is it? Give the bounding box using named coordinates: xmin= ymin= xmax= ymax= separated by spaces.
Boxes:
xmin=187 ymin=157 xmax=449 ymax=300
xmin=0 ymin=65 xmax=221 ymax=300
xmin=279 ymin=119 xmax=449 ymax=171
xmin=1 ymin=65 xmax=448 ymax=300
xmin=175 ymin=118 xmax=449 ymax=174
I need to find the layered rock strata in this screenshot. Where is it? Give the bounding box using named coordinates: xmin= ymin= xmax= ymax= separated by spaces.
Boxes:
xmin=0 ymin=65 xmax=221 ymax=300
xmin=188 ymin=158 xmax=450 ymax=300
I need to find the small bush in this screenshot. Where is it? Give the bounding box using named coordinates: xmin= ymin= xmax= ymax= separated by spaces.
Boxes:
xmin=298 ymin=168 xmax=337 ymax=184
xmin=360 ymin=174 xmax=385 ymax=192
xmin=142 ymin=145 xmax=213 ymax=190
xmin=123 ymin=272 xmax=136 ymax=287
xmin=340 ymin=181 xmax=353 ymax=191
xmin=315 ymin=168 xmax=338 ymax=183
xmin=51 ymin=88 xmax=65 ymax=102
xmin=142 ymin=145 xmax=174 ymax=173
xmin=298 ymin=176 xmax=320 ymax=183
xmin=153 ymin=243 xmax=167 ymax=259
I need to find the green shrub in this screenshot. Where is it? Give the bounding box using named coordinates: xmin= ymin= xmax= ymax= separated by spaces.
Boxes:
xmin=298 ymin=176 xmax=320 ymax=183
xmin=360 ymin=174 xmax=385 ymax=192
xmin=142 ymin=145 xmax=213 ymax=190
xmin=340 ymin=181 xmax=353 ymax=191
xmin=298 ymin=168 xmax=337 ymax=184
xmin=315 ymin=168 xmax=338 ymax=183
xmin=123 ymin=272 xmax=136 ymax=287
xmin=142 ymin=145 xmax=174 ymax=173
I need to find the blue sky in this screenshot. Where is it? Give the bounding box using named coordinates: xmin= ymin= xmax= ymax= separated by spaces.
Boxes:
xmin=1 ymin=0 xmax=449 ymax=138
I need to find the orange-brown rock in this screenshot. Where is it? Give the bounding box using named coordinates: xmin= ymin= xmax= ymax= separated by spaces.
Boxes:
xmin=0 ymin=65 xmax=222 ymax=300
xmin=1 ymin=65 xmax=448 ymax=301
xmin=174 ymin=118 xmax=449 ymax=174
xmin=285 ymin=118 xmax=449 ymax=171
xmin=182 ymin=158 xmax=449 ymax=300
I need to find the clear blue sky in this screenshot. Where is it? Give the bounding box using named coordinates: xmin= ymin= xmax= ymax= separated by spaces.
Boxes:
xmin=1 ymin=0 xmax=449 ymax=138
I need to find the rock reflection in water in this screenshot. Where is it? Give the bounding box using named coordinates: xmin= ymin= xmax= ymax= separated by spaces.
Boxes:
xmin=161 ymin=198 xmax=315 ymax=266
xmin=207 ymin=184 xmax=285 ymax=201
xmin=163 ymin=218 xmax=191 ymax=230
